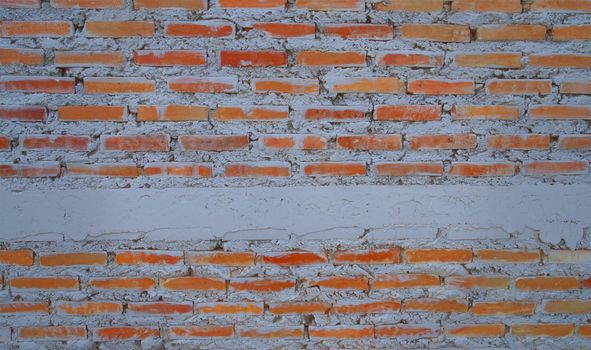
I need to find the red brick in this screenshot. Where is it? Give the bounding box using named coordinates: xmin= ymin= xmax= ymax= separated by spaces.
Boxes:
xmin=230 ymin=279 xmax=295 ymax=293
xmin=251 ymin=22 xmax=315 ymax=39
xmin=515 ymin=276 xmax=579 ymax=291
xmin=56 ymin=302 xmax=122 ymax=315
xmin=137 ymin=105 xmax=209 ymax=121
xmin=18 ymin=326 xmax=86 ymax=341
xmin=375 ymin=0 xmax=443 ymax=11
xmin=511 ymin=324 xmax=574 ymax=337
xmin=559 ymin=135 xmax=591 ymax=149
xmin=522 ymin=161 xmax=589 ymax=175
xmin=260 ymin=134 xmax=327 ymax=150
xmin=188 ymin=251 xmax=255 ymax=266
xmin=332 ymin=301 xmax=401 ymax=314
xmin=408 ymin=79 xmax=475 ymax=95
xmin=169 ymin=326 xmax=234 ymax=339
xmin=309 ymin=326 xmax=374 ymax=340
xmin=472 ymin=301 xmax=536 ymax=316
xmin=487 ymin=135 xmax=550 ymax=150
xmin=196 ymin=302 xmax=264 ymax=315
xmin=374 ymin=105 xmax=442 ymax=121
xmin=101 ymin=134 xmax=170 ymax=152
xmin=310 ymin=276 xmax=369 ymax=290
xmin=452 ymin=0 xmax=521 ymax=12
xmin=90 ymin=277 xmax=155 ymax=290
xmin=323 ymin=24 xmax=393 ymax=40
xmin=544 ymin=300 xmax=591 ymax=314
xmin=531 ymin=0 xmax=591 ymax=12
xmin=127 ymin=302 xmax=193 ymax=316
xmin=0 ymin=136 xmax=8 ymax=151
xmin=85 ymin=21 xmax=154 ymax=37
xmin=376 ymin=325 xmax=439 ymax=338
xmin=376 ymin=51 xmax=444 ymax=67
xmin=253 ymin=78 xmax=319 ymax=94
xmin=67 ymin=163 xmax=139 ymax=177
xmin=296 ymin=51 xmax=366 ymax=66
xmin=401 ymin=24 xmax=470 ymax=42
xmin=261 ymin=251 xmax=326 ymax=265
xmin=326 ymin=77 xmax=404 ymax=94
xmin=295 ymin=0 xmax=364 ymax=11
xmin=477 ymin=25 xmax=547 ymax=41
xmin=452 ymin=105 xmax=520 ymax=120
xmin=303 ymin=106 xmax=367 ymax=121
xmin=39 ymin=252 xmax=107 ymax=266
xmin=134 ymin=0 xmax=205 ymax=9
xmin=337 ymin=135 xmax=402 ymax=150
xmin=144 ymin=162 xmax=213 ymax=177
xmin=410 ymin=134 xmax=477 ymax=150
xmin=168 ymin=76 xmax=237 ymax=93
xmin=406 ymin=249 xmax=473 ymax=263
xmin=0 ymin=302 xmax=48 ymax=314
xmin=179 ymin=135 xmax=249 ymax=151
xmin=165 ymin=21 xmax=234 ymax=38
xmin=553 ymin=25 xmax=591 ymax=40
xmin=486 ymin=79 xmax=552 ymax=95
xmin=268 ymin=302 xmax=331 ymax=314
xmin=238 ymin=327 xmax=303 ymax=339
xmin=332 ymin=248 xmax=401 ymax=265
xmin=373 ymin=274 xmax=440 ymax=289
xmin=561 ymin=81 xmax=591 ymax=94
xmin=218 ymin=0 xmax=285 ymax=8
xmin=93 ymin=327 xmax=159 ymax=341
xmin=447 ymin=324 xmax=505 ymax=337
xmin=134 ymin=50 xmax=206 ymax=66
xmin=450 ymin=163 xmax=516 ymax=177
xmin=446 ymin=275 xmax=510 ymax=289
xmin=216 ymin=106 xmax=288 ymax=121
xmin=529 ymin=105 xmax=591 ymax=120
xmin=225 ymin=162 xmax=290 ymax=177
xmin=160 ymin=276 xmax=225 ymax=291
xmin=0 ymin=0 xmax=40 ymax=7
xmin=55 ymin=51 xmax=123 ymax=67
xmin=0 ymin=21 xmax=72 ymax=37
xmin=303 ymin=162 xmax=366 ymax=176
xmin=375 ymin=162 xmax=444 ymax=176
xmin=114 ymin=250 xmax=183 ymax=265
xmin=58 ymin=105 xmax=127 ymax=122
xmin=51 ymin=0 xmax=123 ymax=7
xmin=0 ymin=249 xmax=33 ymax=266
xmin=10 ymin=277 xmax=79 ymax=290
xmin=476 ymin=249 xmax=541 ymax=263
xmin=0 ymin=76 xmax=75 ymax=93
xmin=454 ymin=52 xmax=522 ymax=68
xmin=220 ymin=50 xmax=286 ymax=67
xmin=0 ymin=106 xmax=46 ymax=121
xmin=22 ymin=135 xmax=91 ymax=151
xmin=0 ymin=162 xmax=61 ymax=178
xmin=84 ymin=77 xmax=155 ymax=94
xmin=403 ymin=299 xmax=469 ymax=313
xmin=529 ymin=54 xmax=591 ymax=68
xmin=0 ymin=48 xmax=44 ymax=65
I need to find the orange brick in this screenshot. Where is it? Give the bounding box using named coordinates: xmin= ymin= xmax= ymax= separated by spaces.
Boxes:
xmin=487 ymin=135 xmax=550 ymax=150
xmin=511 ymin=324 xmax=574 ymax=337
xmin=529 ymin=54 xmax=591 ymax=68
xmin=0 ymin=0 xmax=40 ymax=7
xmin=179 ymin=135 xmax=249 ymax=151
xmin=134 ymin=0 xmax=205 ymax=9
xmin=58 ymin=105 xmax=127 ymax=122
xmin=216 ymin=106 xmax=288 ymax=121
xmin=450 ymin=163 xmax=516 ymax=177
xmin=260 ymin=134 xmax=327 ymax=150
xmin=374 ymin=105 xmax=442 ymax=121
xmin=296 ymin=51 xmax=366 ymax=66
xmin=579 ymin=325 xmax=591 ymax=337
xmin=303 ymin=162 xmax=366 ymax=176
xmin=169 ymin=326 xmax=233 ymax=339
xmin=559 ymin=135 xmax=591 ymax=149
xmin=408 ymin=79 xmax=475 ymax=95
xmin=84 ymin=77 xmax=155 ymax=94
xmin=218 ymin=0 xmax=285 ymax=8
xmin=188 ymin=251 xmax=255 ymax=266
xmin=0 ymin=48 xmax=44 ymax=65
xmin=67 ymin=163 xmax=139 ymax=177
xmin=332 ymin=248 xmax=401 ymax=265
xmin=451 ymin=105 xmax=521 ymax=120
xmin=165 ymin=21 xmax=235 ymax=38
xmin=531 ymin=0 xmax=591 ymax=12
xmin=486 ymin=79 xmax=552 ymax=95
xmin=375 ymin=0 xmax=443 ymax=11
xmin=454 ymin=52 xmax=522 ymax=68
xmin=410 ymin=134 xmax=477 ymax=150
xmin=310 ymin=276 xmax=369 ymax=290
xmin=0 ymin=76 xmax=75 ymax=93
xmin=39 ymin=252 xmax=106 ymax=266
xmin=252 ymin=22 xmax=315 ymax=39
xmin=168 ymin=76 xmax=238 ymax=93
xmin=93 ymin=327 xmax=159 ymax=341
xmin=400 ymin=24 xmax=470 ymax=42
xmin=268 ymin=302 xmax=331 ymax=314
xmin=303 ymin=106 xmax=367 ymax=121
xmin=238 ymin=327 xmax=303 ymax=339
xmin=22 ymin=135 xmax=91 ymax=151
xmin=452 ymin=0 xmax=521 ymax=11
xmin=516 ymin=276 xmax=579 ymax=291
xmin=544 ymin=300 xmax=591 ymax=314
xmin=134 ymin=50 xmax=206 ymax=66
xmin=225 ymin=162 xmax=290 ymax=178
xmin=90 ymin=277 xmax=155 ymax=290
xmin=51 ymin=0 xmax=123 ymax=7
xmin=326 ymin=77 xmax=404 ymax=94
xmin=472 ymin=301 xmax=536 ymax=316
xmin=553 ymin=25 xmax=591 ymax=40
xmin=101 ymin=134 xmax=170 ymax=152
xmin=332 ymin=301 xmax=401 ymax=314
xmin=253 ymin=78 xmax=319 ymax=94
xmin=403 ymin=299 xmax=469 ymax=313
xmin=522 ymin=161 xmax=589 ymax=175
xmin=406 ymin=249 xmax=473 ymax=263
xmin=375 ymin=162 xmax=444 ymax=176
xmin=196 ymin=302 xmax=264 ymax=315
xmin=160 ymin=276 xmax=225 ymax=291
xmin=0 ymin=21 xmax=72 ymax=37
xmin=0 ymin=249 xmax=33 ymax=266
xmin=137 ymin=105 xmax=208 ymax=122
xmin=54 ymin=51 xmax=123 ymax=67
xmin=529 ymin=105 xmax=591 ymax=120
xmin=337 ymin=135 xmax=402 ymax=150
xmin=295 ymin=0 xmax=364 ymax=11
xmin=230 ymin=279 xmax=295 ymax=293
xmin=376 ymin=325 xmax=439 ymax=338
xmin=0 ymin=106 xmax=46 ymax=121
xmin=261 ymin=251 xmax=327 ymax=266
xmin=376 ymin=51 xmax=444 ymax=67
xmin=373 ymin=274 xmax=440 ymax=289
xmin=56 ymin=301 xmax=122 ymax=315
xmin=10 ymin=277 xmax=79 ymax=290
xmin=323 ymin=24 xmax=393 ymax=40
xmin=114 ymin=250 xmax=183 ymax=265
xmin=127 ymin=302 xmax=193 ymax=315
xmin=309 ymin=326 xmax=373 ymax=339
xmin=18 ymin=326 xmax=86 ymax=341
xmin=477 ymin=25 xmax=547 ymax=41
xmin=561 ymin=81 xmax=591 ymax=94
xmin=144 ymin=162 xmax=212 ymax=177
xmin=0 ymin=302 xmax=48 ymax=314
xmin=446 ymin=275 xmax=510 ymax=289
xmin=85 ymin=21 xmax=154 ymax=37
xmin=0 ymin=162 xmax=61 ymax=178
xmin=447 ymin=324 xmax=505 ymax=337
xmin=220 ymin=50 xmax=286 ymax=67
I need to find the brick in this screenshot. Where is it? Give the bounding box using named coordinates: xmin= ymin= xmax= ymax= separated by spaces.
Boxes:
xmin=165 ymin=21 xmax=234 ymax=38
xmin=326 ymin=77 xmax=404 ymax=94
xmin=134 ymin=50 xmax=206 ymax=66
xmin=0 ymin=0 xmax=39 ymax=7
xmin=0 ymin=302 xmax=48 ymax=315
xmin=179 ymin=135 xmax=249 ymax=151
xmin=375 ymin=162 xmax=444 ymax=176
xmin=0 ymin=162 xmax=61 ymax=178
xmin=529 ymin=105 xmax=591 ymax=120
xmin=238 ymin=327 xmax=303 ymax=339
xmin=84 ymin=77 xmax=155 ymax=94
xmin=0 ymin=76 xmax=75 ymax=94
xmin=144 ymin=162 xmax=213 ymax=177
xmin=544 ymin=300 xmax=591 ymax=313
xmin=261 ymin=251 xmax=326 ymax=265
xmin=138 ymin=105 xmax=208 ymax=122
xmin=220 ymin=50 xmax=286 ymax=67
xmin=303 ymin=162 xmax=366 ymax=176
xmin=56 ymin=302 xmax=122 ymax=315
xmin=10 ymin=277 xmax=79 ymax=290
xmin=447 ymin=324 xmax=505 ymax=337
xmin=454 ymin=52 xmax=522 ymax=68
xmin=477 ymin=25 xmax=547 ymax=41
xmin=18 ymin=326 xmax=86 ymax=341
xmin=296 ymin=51 xmax=366 ymax=67
xmin=188 ymin=251 xmax=255 ymax=266
xmin=67 ymin=163 xmax=139 ymax=177
xmin=230 ymin=279 xmax=295 ymax=293
xmin=0 ymin=249 xmax=33 ymax=266
xmin=579 ymin=325 xmax=591 ymax=337
xmin=406 ymin=249 xmax=473 ymax=263
xmin=452 ymin=0 xmax=521 ymax=11
xmin=52 ymin=0 xmax=123 ymax=7
xmin=446 ymin=275 xmax=510 ymax=289
xmin=410 ymin=134 xmax=477 ymax=150
xmin=375 ymin=0 xmax=443 ymax=11
xmin=127 ymin=302 xmax=193 ymax=316
xmin=309 ymin=326 xmax=374 ymax=339
xmin=90 ymin=277 xmax=155 ymax=290
xmin=408 ymin=79 xmax=475 ymax=95
xmin=403 ymin=299 xmax=469 ymax=313
xmin=450 ymin=163 xmax=516 ymax=177
xmin=486 ymin=79 xmax=552 ymax=95
xmin=531 ymin=0 xmax=591 ymax=12
xmin=85 ymin=21 xmax=154 ymax=37
xmin=22 ymin=135 xmax=91 ymax=151
xmin=376 ymin=325 xmax=439 ymax=338
xmin=529 ymin=54 xmax=591 ymax=68
xmin=0 ymin=21 xmax=72 ymax=37
xmin=332 ymin=301 xmax=401 ymax=314
xmin=268 ymin=302 xmax=331 ymax=314
xmin=559 ymin=135 xmax=591 ymax=149
xmin=168 ymin=76 xmax=238 ymax=93
xmin=0 ymin=106 xmax=45 ymax=121
xmin=553 ymin=25 xmax=591 ymax=40
xmin=583 ymin=277 xmax=591 ymax=288
xmin=225 ymin=162 xmax=291 ymax=177
xmin=196 ymin=302 xmax=264 ymax=315
xmin=561 ymin=81 xmax=591 ymax=94
xmin=374 ymin=105 xmax=442 ymax=121
xmin=487 ymin=135 xmax=550 ymax=150
xmin=451 ymin=105 xmax=520 ymax=120
xmin=323 ymin=24 xmax=393 ymax=40
xmin=169 ymin=326 xmax=234 ymax=339
xmin=114 ymin=250 xmax=183 ymax=265
xmin=332 ymin=248 xmax=401 ymax=264
xmin=295 ymin=0 xmax=364 ymax=11
xmin=310 ymin=276 xmax=369 ymax=290
xmin=515 ymin=276 xmax=579 ymax=291
xmin=373 ymin=273 xmax=440 ymax=289
xmin=58 ymin=105 xmax=127 ymax=122
xmin=337 ymin=135 xmax=402 ymax=150
xmin=303 ymin=106 xmax=368 ymax=121
xmin=0 ymin=136 xmax=8 ymax=151
xmin=547 ymin=250 xmax=591 ymax=263
xmin=511 ymin=324 xmax=574 ymax=337
xmin=134 ymin=0 xmax=205 ymax=9
xmin=160 ymin=276 xmax=225 ymax=291
xmin=216 ymin=106 xmax=289 ymax=121
xmin=400 ymin=24 xmax=470 ymax=42
xmin=55 ymin=51 xmax=123 ymax=67
xmin=218 ymin=0 xmax=285 ymax=8
xmin=40 ymin=252 xmax=107 ymax=266
xmin=472 ymin=301 xmax=536 ymax=316
xmin=101 ymin=134 xmax=170 ymax=152
xmin=253 ymin=78 xmax=319 ymax=95
xmin=522 ymin=161 xmax=589 ymax=175
xmin=251 ymin=22 xmax=315 ymax=39
xmin=260 ymin=134 xmax=327 ymax=150
xmin=376 ymin=51 xmax=444 ymax=67
xmin=93 ymin=327 xmax=159 ymax=341
xmin=0 ymin=48 xmax=44 ymax=65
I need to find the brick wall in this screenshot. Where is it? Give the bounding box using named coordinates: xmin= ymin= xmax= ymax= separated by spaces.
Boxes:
xmin=0 ymin=0 xmax=590 ymax=348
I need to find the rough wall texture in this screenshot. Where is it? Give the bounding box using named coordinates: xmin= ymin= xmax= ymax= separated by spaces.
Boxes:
xmin=0 ymin=0 xmax=591 ymax=348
